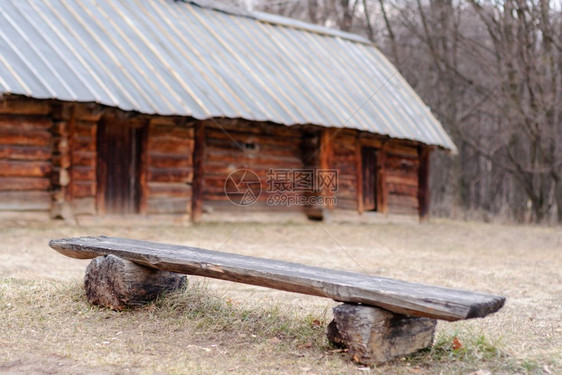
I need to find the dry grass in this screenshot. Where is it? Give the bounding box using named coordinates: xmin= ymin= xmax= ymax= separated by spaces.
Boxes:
xmin=0 ymin=218 xmax=560 ymax=374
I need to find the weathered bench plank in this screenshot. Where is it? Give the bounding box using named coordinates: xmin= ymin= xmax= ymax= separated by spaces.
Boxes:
xmin=49 ymin=236 xmax=505 ymax=321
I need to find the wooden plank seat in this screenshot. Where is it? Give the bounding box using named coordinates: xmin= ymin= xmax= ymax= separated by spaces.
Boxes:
xmin=49 ymin=236 xmax=506 ymax=364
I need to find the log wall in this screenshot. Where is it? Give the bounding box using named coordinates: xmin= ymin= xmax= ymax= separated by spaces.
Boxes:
xmin=203 ymin=120 xmax=304 ymax=211
xmin=69 ymin=118 xmax=98 ymax=216
xmin=0 ymin=96 xmax=429 ymax=221
xmin=145 ymin=119 xmax=194 ymax=216
xmin=383 ymin=144 xmax=420 ymax=215
xmin=0 ymin=98 xmax=52 ymax=214
xmin=332 ymin=131 xmax=359 ymax=211
xmin=327 ymin=130 xmax=421 ymax=216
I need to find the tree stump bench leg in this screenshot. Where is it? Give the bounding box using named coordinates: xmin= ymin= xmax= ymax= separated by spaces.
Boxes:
xmin=327 ymin=304 xmax=437 ymax=365
xmin=84 ymin=255 xmax=186 ymax=310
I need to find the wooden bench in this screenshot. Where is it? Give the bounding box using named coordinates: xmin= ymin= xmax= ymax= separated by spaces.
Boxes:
xmin=49 ymin=236 xmax=505 ymax=364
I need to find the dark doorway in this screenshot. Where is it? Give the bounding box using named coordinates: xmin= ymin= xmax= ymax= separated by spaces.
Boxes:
xmin=361 ymin=146 xmax=378 ymax=211
xmin=96 ymin=119 xmax=144 ymax=215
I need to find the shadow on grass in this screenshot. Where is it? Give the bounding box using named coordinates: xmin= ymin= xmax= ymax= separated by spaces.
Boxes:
xmin=145 ymin=279 xmax=330 ymax=348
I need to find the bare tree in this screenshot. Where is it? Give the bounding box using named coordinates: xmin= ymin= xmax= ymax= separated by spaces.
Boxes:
xmin=234 ymin=0 xmax=562 ymax=223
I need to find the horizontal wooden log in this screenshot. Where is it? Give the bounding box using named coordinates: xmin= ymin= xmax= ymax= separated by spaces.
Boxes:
xmin=385 ymin=156 xmax=420 ymax=171
xmin=333 ymin=133 xmax=358 ymax=145
xmin=0 ymin=98 xmax=51 ymax=115
xmin=385 ymin=174 xmax=419 ymax=187
xmin=72 ymin=151 xmax=96 ymax=167
xmin=0 ymin=129 xmax=51 ymax=147
xmin=147 ymin=182 xmax=192 ymax=198
xmin=387 ymin=183 xmax=418 ymax=197
xmin=148 ymin=153 xmax=192 ymax=169
xmin=74 ymin=121 xmax=97 ymax=136
xmin=49 ymin=236 xmax=506 ymax=321
xmin=333 ymin=148 xmax=356 ymax=159
xmin=0 ymin=190 xmax=51 ymax=210
xmin=206 ymin=129 xmax=301 ymax=148
xmin=0 ymin=160 xmax=52 ymax=177
xmin=72 ymin=137 xmax=96 ymax=152
xmin=0 ymin=177 xmax=50 ymax=191
xmin=71 ymin=166 xmax=95 ymax=181
xmin=147 ymin=138 xmax=193 ymax=154
xmin=385 ymin=145 xmax=419 ymax=159
xmin=0 ymin=115 xmax=52 ymax=130
xmin=0 ymin=145 xmax=51 ymax=161
xmin=205 ymin=140 xmax=301 ymax=157
xmin=149 ymin=117 xmax=186 ymax=128
xmin=85 ymin=254 xmax=186 ymax=310
xmin=149 ymin=124 xmax=194 ymax=139
xmin=72 ymin=181 xmax=96 ymax=198
xmin=74 ymin=104 xmax=103 ymax=122
xmin=148 ymin=167 xmax=193 ymax=183
xmin=205 ymin=119 xmax=301 ymax=137
xmin=205 ymin=160 xmax=303 ymax=172
xmin=203 ymin=166 xmax=303 ymax=179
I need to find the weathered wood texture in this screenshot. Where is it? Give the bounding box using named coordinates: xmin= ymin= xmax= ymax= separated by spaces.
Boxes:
xmin=0 ymin=104 xmax=53 ymax=212
xmin=384 ymin=144 xmax=420 ymax=215
xmin=0 ymin=97 xmax=51 ymax=115
xmin=97 ymin=119 xmax=144 ymax=214
xmin=85 ymin=254 xmax=186 ymax=310
xmin=319 ymin=128 xmax=335 ymax=210
xmin=0 ymin=97 xmax=431 ymax=220
xmin=329 ymin=130 xmax=419 ymax=215
xmin=49 ymin=236 xmax=506 ymax=321
xmin=361 ymin=146 xmax=378 ymax=211
xmin=191 ymin=122 xmax=205 ymax=222
xmin=69 ymin=120 xmax=97 ymax=205
xmin=50 ymin=103 xmax=74 ymax=220
xmin=327 ymin=303 xmax=436 ymax=364
xmin=301 ymin=129 xmax=325 ymax=219
xmin=145 ymin=120 xmax=193 ymax=216
xmin=332 ymin=131 xmax=359 ymax=211
xmin=203 ymin=120 xmax=304 ymax=209
xmin=418 ymin=146 xmax=431 ymax=221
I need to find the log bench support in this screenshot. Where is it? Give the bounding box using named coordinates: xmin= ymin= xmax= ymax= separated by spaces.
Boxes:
xmin=85 ymin=255 xmax=185 ymax=310
xmin=84 ymin=254 xmax=437 ymax=365
xmin=49 ymin=236 xmax=505 ymax=365
xmin=327 ymin=304 xmax=436 ymax=364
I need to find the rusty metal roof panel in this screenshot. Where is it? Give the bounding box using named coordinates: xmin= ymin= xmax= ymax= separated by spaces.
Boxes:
xmin=0 ymin=0 xmax=456 ymax=151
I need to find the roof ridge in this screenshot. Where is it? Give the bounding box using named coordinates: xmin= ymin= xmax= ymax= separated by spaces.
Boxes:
xmin=185 ymin=0 xmax=373 ymax=44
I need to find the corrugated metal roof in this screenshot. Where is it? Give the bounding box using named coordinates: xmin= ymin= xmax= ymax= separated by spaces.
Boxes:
xmin=0 ymin=0 xmax=456 ymax=151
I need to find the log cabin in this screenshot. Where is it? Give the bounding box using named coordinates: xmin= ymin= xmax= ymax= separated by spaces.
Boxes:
xmin=0 ymin=0 xmax=456 ymax=224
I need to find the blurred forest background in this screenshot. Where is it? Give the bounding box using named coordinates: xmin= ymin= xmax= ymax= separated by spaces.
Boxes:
xmin=225 ymin=0 xmax=562 ymax=224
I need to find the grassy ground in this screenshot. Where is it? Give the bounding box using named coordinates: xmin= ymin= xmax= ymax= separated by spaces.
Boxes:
xmin=0 ymin=218 xmax=560 ymax=374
